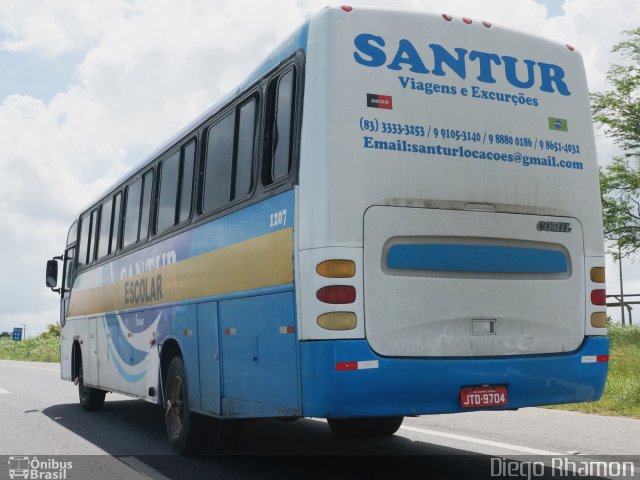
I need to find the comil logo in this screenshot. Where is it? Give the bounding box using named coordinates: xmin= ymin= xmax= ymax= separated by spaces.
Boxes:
xmin=537 ymin=221 xmax=572 ymax=233
xmin=7 ymin=457 xmax=73 ymax=480
xmin=367 ymin=93 xmax=393 ymax=109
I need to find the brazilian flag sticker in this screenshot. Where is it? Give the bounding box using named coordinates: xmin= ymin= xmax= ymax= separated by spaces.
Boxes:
xmin=548 ymin=117 xmax=568 ymax=132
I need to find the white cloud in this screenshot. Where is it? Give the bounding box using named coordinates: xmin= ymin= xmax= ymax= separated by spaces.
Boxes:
xmin=0 ymin=0 xmax=132 ymax=58
xmin=0 ymin=0 xmax=639 ymax=335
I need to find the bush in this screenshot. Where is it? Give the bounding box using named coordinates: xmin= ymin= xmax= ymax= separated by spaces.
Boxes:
xmin=0 ymin=332 xmax=60 ymax=362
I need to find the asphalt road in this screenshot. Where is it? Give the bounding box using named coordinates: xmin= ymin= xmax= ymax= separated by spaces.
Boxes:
xmin=0 ymin=359 xmax=638 ymax=480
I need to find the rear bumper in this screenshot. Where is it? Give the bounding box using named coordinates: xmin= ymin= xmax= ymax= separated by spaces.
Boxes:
xmin=300 ymin=336 xmax=609 ymax=418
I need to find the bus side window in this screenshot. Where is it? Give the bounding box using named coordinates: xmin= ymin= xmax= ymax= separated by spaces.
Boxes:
xmin=65 ymin=246 xmax=75 ymax=290
xmin=157 ymin=139 xmax=196 ymax=234
xmin=111 ymin=192 xmax=122 ymax=253
xmin=66 ymin=222 xmax=77 ymax=247
xmin=97 ymin=198 xmax=113 ymax=259
xmin=203 ymin=111 xmax=234 ymax=213
xmin=87 ymin=209 xmax=98 ymax=263
xmin=178 ymin=141 xmax=196 ymax=223
xmin=123 ymin=170 xmax=154 ymax=248
xmin=157 ymin=151 xmax=181 ymax=234
xmin=123 ymin=178 xmax=142 ymax=248
xmin=233 ymin=98 xmax=256 ymax=199
xmin=77 ymin=208 xmax=98 ymax=267
xmin=263 ymin=68 xmax=295 ymax=186
xmin=77 ymin=212 xmax=91 ymax=267
xmin=139 ymin=170 xmax=154 ymax=241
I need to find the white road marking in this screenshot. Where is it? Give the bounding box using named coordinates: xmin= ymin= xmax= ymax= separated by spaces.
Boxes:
xmin=399 ymin=424 xmax=562 ymax=455
xmin=309 ymin=417 xmax=562 ymax=456
xmin=0 ymin=362 xmax=59 ymax=372
xmin=0 ymin=387 xmax=11 ymax=394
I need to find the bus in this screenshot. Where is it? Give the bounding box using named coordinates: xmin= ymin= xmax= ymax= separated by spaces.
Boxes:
xmin=45 ymin=5 xmax=609 ymax=453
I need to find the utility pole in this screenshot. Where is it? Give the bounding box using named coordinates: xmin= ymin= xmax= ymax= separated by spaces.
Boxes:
xmin=22 ymin=324 xmax=27 ymax=341
xmin=618 ymin=244 xmax=625 ymax=326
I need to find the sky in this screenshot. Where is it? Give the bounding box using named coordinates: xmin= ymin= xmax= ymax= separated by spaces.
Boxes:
xmin=0 ymin=0 xmax=639 ymax=337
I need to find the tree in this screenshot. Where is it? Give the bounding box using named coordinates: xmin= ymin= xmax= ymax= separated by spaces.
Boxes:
xmin=45 ymin=323 xmax=61 ymax=338
xmin=593 ymin=28 xmax=640 ymax=257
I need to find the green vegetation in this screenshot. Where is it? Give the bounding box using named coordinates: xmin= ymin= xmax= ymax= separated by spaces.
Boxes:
xmin=549 ymin=325 xmax=640 ymax=418
xmin=594 ymin=28 xmax=640 ymax=258
xmin=0 ymin=325 xmax=60 ymax=363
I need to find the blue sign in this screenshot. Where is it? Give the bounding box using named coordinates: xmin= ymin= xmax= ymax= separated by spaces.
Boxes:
xmin=12 ymin=328 xmax=22 ymax=341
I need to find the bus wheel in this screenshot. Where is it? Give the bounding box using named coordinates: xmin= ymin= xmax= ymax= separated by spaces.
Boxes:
xmin=164 ymin=356 xmax=203 ymax=454
xmin=327 ymin=416 xmax=404 ymax=437
xmin=77 ymin=359 xmax=106 ymax=411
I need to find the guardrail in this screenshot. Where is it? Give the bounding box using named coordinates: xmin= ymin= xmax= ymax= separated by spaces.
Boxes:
xmin=606 ymin=293 xmax=637 ymax=326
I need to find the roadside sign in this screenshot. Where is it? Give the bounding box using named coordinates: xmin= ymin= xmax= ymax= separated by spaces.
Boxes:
xmin=12 ymin=328 xmax=22 ymax=341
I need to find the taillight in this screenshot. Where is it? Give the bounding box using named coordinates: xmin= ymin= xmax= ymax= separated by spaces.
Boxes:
xmin=591 ymin=312 xmax=607 ymax=328
xmin=590 ymin=267 xmax=605 ymax=283
xmin=316 ymin=259 xmax=355 ymax=278
xmin=316 ymin=285 xmax=356 ymax=304
xmin=317 ymin=312 xmax=357 ymax=331
xmin=590 ymin=289 xmax=606 ymax=306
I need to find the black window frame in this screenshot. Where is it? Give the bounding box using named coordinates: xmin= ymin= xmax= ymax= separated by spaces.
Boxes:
xmin=199 ymin=91 xmax=260 ymax=216
xmin=122 ymin=168 xmax=155 ymax=250
xmin=155 ymin=137 xmax=197 ymax=236
xmin=262 ymin=65 xmax=297 ymax=188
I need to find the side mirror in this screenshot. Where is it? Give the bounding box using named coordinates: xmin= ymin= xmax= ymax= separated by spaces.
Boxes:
xmin=46 ymin=259 xmax=59 ymax=291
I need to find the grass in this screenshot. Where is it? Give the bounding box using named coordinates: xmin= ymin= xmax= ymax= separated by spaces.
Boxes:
xmin=547 ymin=324 xmax=640 ymax=419
xmin=0 ymin=332 xmax=60 ymax=363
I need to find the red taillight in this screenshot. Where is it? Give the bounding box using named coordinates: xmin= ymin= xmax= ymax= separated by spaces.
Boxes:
xmin=566 ymin=44 xmax=575 ymax=51
xmin=482 ymin=20 xmax=492 ymax=28
xmin=591 ymin=289 xmax=606 ymax=306
xmin=463 ymin=17 xmax=473 ymax=25
xmin=341 ymin=5 xmax=352 ymax=12
xmin=597 ymin=355 xmax=609 ymax=363
xmin=442 ymin=14 xmax=453 ymax=21
xmin=316 ymin=285 xmax=356 ymax=304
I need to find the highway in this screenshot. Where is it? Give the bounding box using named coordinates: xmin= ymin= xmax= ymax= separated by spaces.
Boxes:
xmin=0 ymin=360 xmax=638 ymax=479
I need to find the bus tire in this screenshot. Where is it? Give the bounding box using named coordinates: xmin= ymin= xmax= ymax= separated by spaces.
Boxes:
xmin=77 ymin=359 xmax=106 ymax=411
xmin=327 ymin=416 xmax=404 ymax=438
xmin=164 ymin=356 xmax=204 ymax=454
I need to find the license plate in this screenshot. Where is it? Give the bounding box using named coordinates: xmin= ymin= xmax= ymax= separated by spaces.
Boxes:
xmin=460 ymin=385 xmax=508 ymax=408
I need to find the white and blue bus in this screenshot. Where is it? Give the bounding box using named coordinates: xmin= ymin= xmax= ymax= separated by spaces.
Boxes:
xmin=46 ymin=6 xmax=609 ymax=453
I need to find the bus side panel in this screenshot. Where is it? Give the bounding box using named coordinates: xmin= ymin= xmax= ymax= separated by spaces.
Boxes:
xmin=197 ymin=301 xmax=221 ymax=414
xmin=220 ymin=291 xmax=301 ymax=417
xmin=170 ymin=304 xmax=201 ymax=411
xmin=60 ymin=327 xmax=72 ymax=381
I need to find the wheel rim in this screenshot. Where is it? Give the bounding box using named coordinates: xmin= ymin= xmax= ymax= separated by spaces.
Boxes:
xmin=166 ymin=374 xmax=185 ymax=434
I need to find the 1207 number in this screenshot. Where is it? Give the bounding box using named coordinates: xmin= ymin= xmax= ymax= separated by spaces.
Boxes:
xmin=269 ymin=209 xmax=288 ymax=227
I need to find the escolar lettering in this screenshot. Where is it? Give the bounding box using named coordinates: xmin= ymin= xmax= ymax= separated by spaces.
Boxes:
xmin=124 ymin=275 xmax=163 ymax=304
